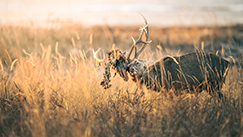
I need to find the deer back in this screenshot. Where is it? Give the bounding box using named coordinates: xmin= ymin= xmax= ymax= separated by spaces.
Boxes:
xmin=140 ymin=52 xmax=229 ymax=92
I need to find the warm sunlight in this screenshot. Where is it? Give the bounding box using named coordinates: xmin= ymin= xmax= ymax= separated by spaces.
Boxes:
xmin=1 ymin=0 xmax=243 ymax=137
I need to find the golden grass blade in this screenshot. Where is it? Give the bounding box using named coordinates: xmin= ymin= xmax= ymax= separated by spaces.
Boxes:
xmin=5 ymin=49 xmax=12 ymax=63
xmin=167 ymin=56 xmax=179 ymax=64
xmin=45 ymin=45 xmax=52 ymax=64
xmin=57 ymin=59 xmax=61 ymax=70
xmin=69 ymin=52 xmax=75 ymax=62
xmin=0 ymin=59 xmax=4 ymax=71
xmin=221 ymin=47 xmax=225 ymax=56
xmin=71 ymin=37 xmax=76 ymax=48
xmin=157 ymin=45 xmax=162 ymax=51
xmin=26 ymin=61 xmax=36 ymax=67
xmin=10 ymin=59 xmax=18 ymax=71
xmin=50 ymin=72 xmax=54 ymax=81
xmin=55 ymin=42 xmax=59 ymax=54
xmin=201 ymin=41 xmax=204 ymax=51
xmin=66 ymin=70 xmax=71 ymax=80
xmin=83 ymin=50 xmax=87 ymax=60
xmin=23 ymin=49 xmax=34 ymax=62
xmin=75 ymin=31 xmax=80 ymax=40
xmin=216 ymin=50 xmax=219 ymax=56
xmin=176 ymin=50 xmax=181 ymax=56
xmin=40 ymin=43 xmax=45 ymax=51
xmin=79 ymin=50 xmax=85 ymax=61
xmin=228 ymin=56 xmax=236 ymax=64
xmin=40 ymin=43 xmax=46 ymax=59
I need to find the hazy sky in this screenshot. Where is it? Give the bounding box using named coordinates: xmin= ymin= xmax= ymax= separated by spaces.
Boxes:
xmin=1 ymin=0 xmax=243 ymax=27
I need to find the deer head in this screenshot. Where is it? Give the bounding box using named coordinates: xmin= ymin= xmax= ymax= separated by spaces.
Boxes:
xmin=93 ymin=13 xmax=152 ymax=89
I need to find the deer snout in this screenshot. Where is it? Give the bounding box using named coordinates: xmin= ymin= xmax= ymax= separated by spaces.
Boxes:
xmin=129 ymin=67 xmax=137 ymax=76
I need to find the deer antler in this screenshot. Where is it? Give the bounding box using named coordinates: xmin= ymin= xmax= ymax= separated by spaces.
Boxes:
xmin=93 ymin=48 xmax=105 ymax=65
xmin=127 ymin=12 xmax=152 ymax=60
xmin=93 ymin=48 xmax=112 ymax=89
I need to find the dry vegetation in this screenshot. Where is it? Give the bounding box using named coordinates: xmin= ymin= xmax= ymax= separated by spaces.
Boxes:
xmin=0 ymin=23 xmax=243 ymax=137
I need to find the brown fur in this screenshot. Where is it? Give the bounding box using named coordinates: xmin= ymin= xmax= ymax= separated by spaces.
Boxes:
xmin=127 ymin=52 xmax=229 ymax=98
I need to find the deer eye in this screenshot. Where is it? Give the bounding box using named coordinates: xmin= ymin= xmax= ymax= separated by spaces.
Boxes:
xmin=133 ymin=61 xmax=139 ymax=65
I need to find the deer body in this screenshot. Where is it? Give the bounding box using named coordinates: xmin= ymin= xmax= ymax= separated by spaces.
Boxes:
xmin=93 ymin=13 xmax=230 ymax=98
xmin=130 ymin=52 xmax=229 ymax=95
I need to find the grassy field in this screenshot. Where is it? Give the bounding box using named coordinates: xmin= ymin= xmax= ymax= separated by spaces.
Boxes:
xmin=0 ymin=23 xmax=243 ymax=137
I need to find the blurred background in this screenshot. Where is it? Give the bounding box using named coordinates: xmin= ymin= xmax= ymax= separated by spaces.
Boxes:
xmin=1 ymin=1 xmax=243 ymax=137
xmin=1 ymin=0 xmax=243 ymax=27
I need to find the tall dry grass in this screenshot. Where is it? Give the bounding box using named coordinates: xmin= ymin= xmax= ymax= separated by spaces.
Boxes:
xmin=0 ymin=23 xmax=243 ymax=137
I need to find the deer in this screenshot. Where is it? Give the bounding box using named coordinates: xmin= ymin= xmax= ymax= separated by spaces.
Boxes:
xmin=93 ymin=13 xmax=230 ymax=99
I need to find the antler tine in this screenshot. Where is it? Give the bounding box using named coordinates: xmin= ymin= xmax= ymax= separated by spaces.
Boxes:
xmin=126 ymin=13 xmax=152 ymax=60
xmin=126 ymin=23 xmax=147 ymax=60
xmin=93 ymin=48 xmax=105 ymax=65
xmin=131 ymin=37 xmax=137 ymax=58
xmin=126 ymin=40 xmax=135 ymax=61
xmin=112 ymin=44 xmax=117 ymax=60
xmin=138 ymin=12 xmax=148 ymax=25
xmin=135 ymin=13 xmax=152 ymax=58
